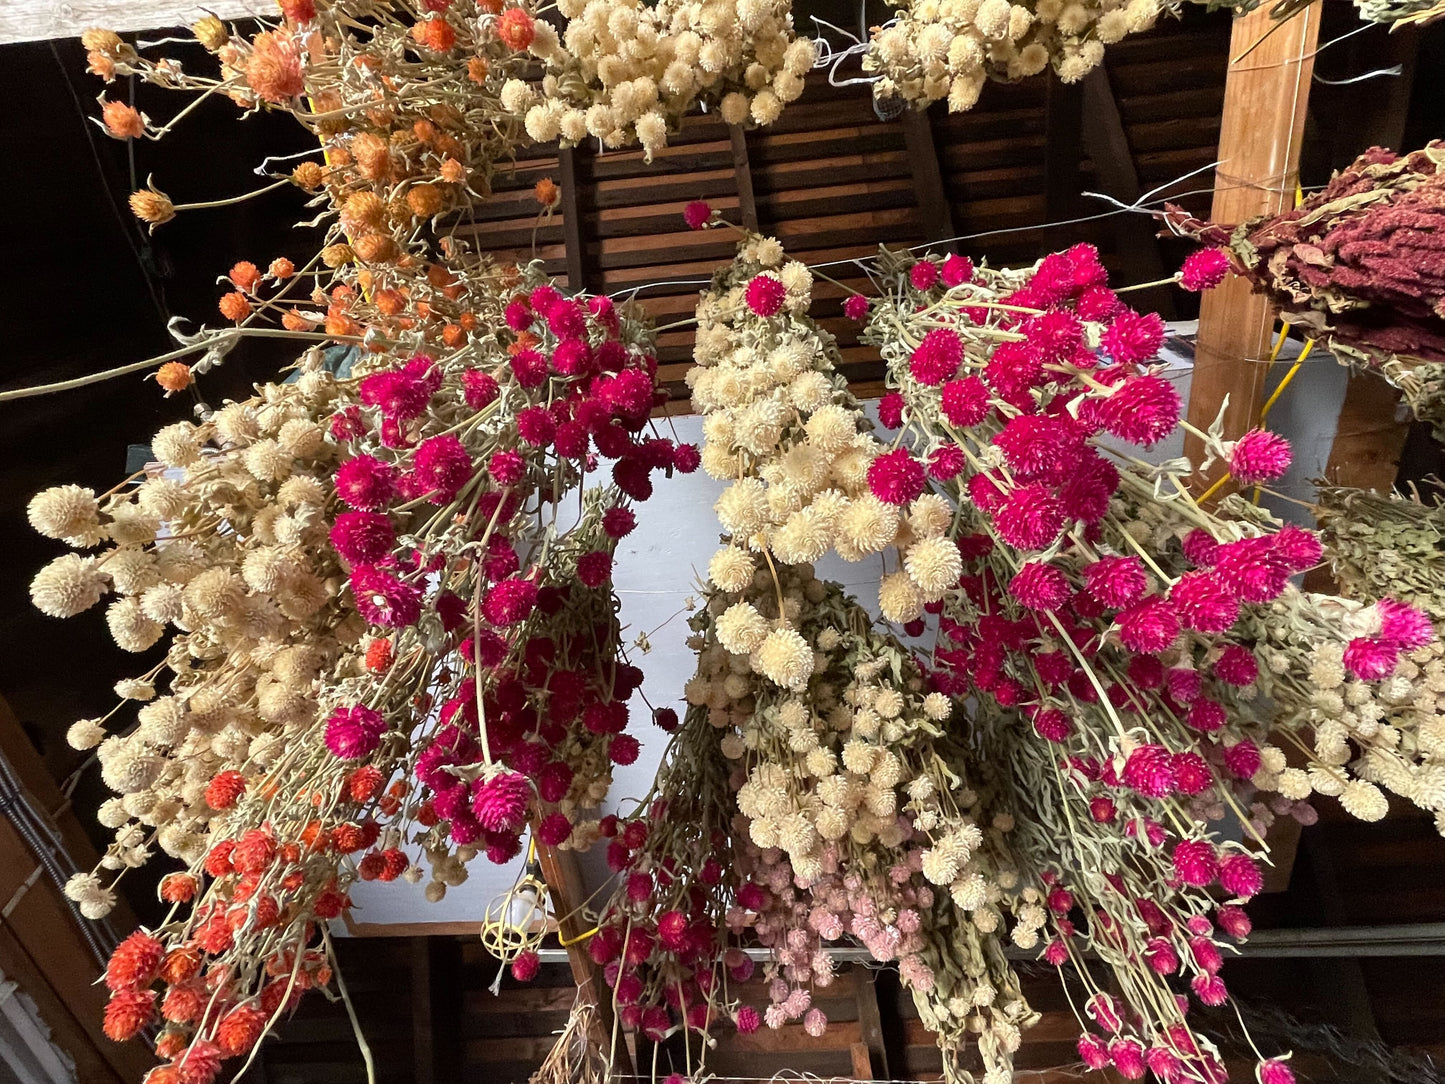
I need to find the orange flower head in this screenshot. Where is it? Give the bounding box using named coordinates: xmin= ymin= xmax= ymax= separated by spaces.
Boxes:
xmin=205 ymin=769 xmax=245 ymax=809
xmin=161 ymin=982 xmax=204 ymax=1024
xmin=103 ymin=989 xmax=156 ymax=1041
xmin=191 ymin=15 xmax=227 ymax=49
xmin=159 ymin=946 xmax=201 ymax=985
xmin=87 ymin=51 xmax=117 ymax=81
xmin=159 ymin=873 xmax=198 ymax=903
xmin=339 ymin=190 xmax=386 ymax=234
xmin=82 ymin=28 xmax=123 ymax=54
xmin=129 ymin=188 xmax=175 ymax=228
xmin=268 ymin=256 xmax=295 ymax=279
xmin=155 ymin=1029 xmax=188 ymax=1060
xmin=155 ymin=362 xmax=192 ymax=394
xmin=411 ymin=17 xmax=457 ymax=51
xmin=413 ymin=118 xmax=438 ymax=143
xmin=321 ymin=243 xmax=354 ymax=269
xmin=218 ymin=291 xmax=252 ymax=322
xmin=442 ymin=323 xmax=465 ymax=347
xmin=496 ymin=7 xmax=535 ymax=50
xmin=439 ymin=157 xmax=466 ymax=184
xmin=105 ymin=931 xmax=165 ymax=991
xmin=350 ymin=132 xmax=390 ymax=180
xmin=245 ymin=30 xmax=305 ymax=103
xmin=353 ymin=233 xmax=400 ymax=264
xmin=217 ymin=1004 xmax=267 ymax=1057
xmin=331 ymin=823 xmax=364 ymax=853
xmin=229 ymin=260 xmax=261 ymax=291
xmin=144 ymin=1067 xmax=182 ymax=1084
xmin=291 ymin=160 xmax=324 ymax=190
xmin=478 ymin=0 xmax=504 ymax=12
xmin=534 ymin=177 xmax=562 ymax=209
xmin=364 ymin=638 xmax=393 ymax=672
xmin=467 ymin=55 xmax=489 ymax=84
xmin=407 ymin=183 xmax=444 ymax=218
xmin=173 ymin=1039 xmax=222 ymax=1084
xmin=324 ymin=311 xmax=360 ymax=337
xmin=231 ymin=829 xmax=277 ymax=875
xmin=373 ymin=288 xmax=406 ymax=316
xmin=281 ymin=308 xmax=316 ymax=332
xmin=276 ymin=0 xmax=316 ymax=23
xmin=102 ymin=100 xmax=144 ymax=140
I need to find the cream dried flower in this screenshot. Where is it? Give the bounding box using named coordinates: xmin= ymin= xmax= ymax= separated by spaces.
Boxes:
xmin=1340 ymin=779 xmax=1389 ymax=821
xmin=28 ymin=485 xmax=100 ymax=542
xmin=754 ymin=626 xmax=814 ymax=689
xmin=31 ymin=554 xmax=108 ymax=618
xmin=717 ymin=602 xmax=770 ymax=654
xmin=879 ymin=571 xmax=925 ymax=623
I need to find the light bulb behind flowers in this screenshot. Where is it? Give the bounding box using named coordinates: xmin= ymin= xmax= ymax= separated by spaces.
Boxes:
xmin=482 ymin=840 xmax=549 ymax=990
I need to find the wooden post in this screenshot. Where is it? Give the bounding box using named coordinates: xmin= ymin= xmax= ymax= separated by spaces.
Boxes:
xmin=534 ymin=842 xmax=635 ymax=1076
xmin=1185 ymin=3 xmax=1322 ymax=487
xmin=728 ymin=126 xmax=761 ymax=234
xmin=557 ymin=147 xmax=588 ymax=292
xmin=901 ymin=107 xmax=957 ymax=249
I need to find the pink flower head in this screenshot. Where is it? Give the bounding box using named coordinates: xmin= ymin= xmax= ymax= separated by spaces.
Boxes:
xmin=1186 ymin=698 xmax=1226 ymax=732
xmin=1075 ymin=284 xmax=1120 ymax=322
xmin=1229 ymin=429 xmax=1292 ymax=485
xmin=735 ymin=1005 xmax=761 ymax=1033
xmin=577 ymin=551 xmax=612 ymax=588
xmin=683 ymin=200 xmax=712 ymax=230
xmin=653 ymin=707 xmax=679 ymax=731
xmin=350 ymin=566 xmax=422 ymax=627
xmin=1086 ymin=993 xmax=1122 ymax=1033
xmin=1032 ymin=707 xmax=1072 ymax=742
xmin=941 ymin=253 xmax=974 ymax=287
xmin=546 ymin=300 xmax=587 ymax=339
xmin=336 ymin=455 xmax=399 ymax=511
xmin=1077 ymin=1033 xmax=1110 ymax=1070
xmin=842 ymin=293 xmax=870 ymax=321
xmin=1182 ymin=528 xmax=1221 ymax=567
xmin=472 ymin=771 xmax=532 ymax=833
xmin=1101 ymin=309 xmax=1166 ymax=366
xmin=1171 ymin=572 xmax=1239 ymax=634
xmin=1022 ymin=310 xmax=1084 ymax=365
xmin=1258 ymin=1059 xmax=1297 ymax=1084
xmin=1217 ymin=903 xmax=1252 ymax=939
xmin=359 ymin=366 xmax=431 ymax=421
xmin=1172 ymin=752 xmax=1214 ymax=795
xmin=910 ymin=260 xmax=939 ymax=291
xmin=672 ymin=442 xmax=701 ymax=473
xmin=876 ymin=391 xmax=905 ymax=429
xmin=1145 ymin=1046 xmax=1183 ymax=1083
xmin=1123 ymin=744 xmax=1176 ymax=798
xmin=483 ymin=577 xmax=538 ymax=626
xmin=1084 ymin=556 xmax=1147 ymax=609
xmin=1172 ymin=839 xmax=1218 ymax=886
xmin=325 ymin=704 xmax=386 ymax=759
xmin=1219 ymin=853 xmax=1263 ymax=898
xmin=517 ymin=405 xmax=558 ymax=447
xmin=509 ymin=348 xmax=548 ymax=388
xmin=1095 ymin=373 xmax=1180 ymax=446
xmin=602 ymin=506 xmax=637 ymax=538
xmin=1273 ymin=524 xmax=1323 ymax=571
xmin=1043 ymin=939 xmax=1069 ymax=966
xmin=1343 ymin=637 xmax=1398 ymax=680
xmin=463 ymin=369 xmax=500 ymax=410
xmin=412 ymin=435 xmax=473 ymax=502
xmin=1191 ymin=973 xmax=1228 ymax=1007
xmin=803 ymin=1007 xmax=828 ymax=1037
xmin=1109 ymin=1038 xmax=1146 ymax=1080
xmin=745 ymin=273 xmax=787 ymax=317
xmin=1117 ymin=596 xmax=1180 ymax=654
xmin=1179 ymin=247 xmax=1230 ymax=292
xmin=909 ymin=328 xmax=964 ymax=386
xmin=1213 ymin=645 xmax=1258 ymax=686
xmin=1145 ymin=937 xmax=1180 ymax=974
xmin=1378 ymin=598 xmax=1433 ymax=649
xmin=992 ymin=483 xmax=1066 ymax=550
xmin=1089 ymin=796 xmax=1116 ymax=822
xmin=1009 ymin=561 xmax=1070 ymax=611
xmin=487 ymin=449 xmax=526 ymax=486
xmin=941 ymin=375 xmax=990 ymax=426
xmin=536 ymin=812 xmax=572 ymax=846
xmin=1222 ymin=739 xmax=1261 ymax=779
xmin=330 ymin=512 xmax=395 ymax=564
xmin=928 ymin=443 xmax=966 ymax=480
xmin=867 ymin=448 xmax=926 ymax=505
xmin=552 ymin=338 xmax=593 ymax=377
xmin=504 ymin=299 xmax=533 ymax=332
xmin=511 ymin=950 xmax=540 ymax=982
xmin=608 ymin=733 xmax=640 ymax=765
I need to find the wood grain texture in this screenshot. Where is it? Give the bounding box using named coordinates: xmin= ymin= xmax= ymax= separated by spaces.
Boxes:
xmin=1185 ymin=3 xmax=1322 ymax=491
xmin=3 ymin=0 xmax=255 ymax=44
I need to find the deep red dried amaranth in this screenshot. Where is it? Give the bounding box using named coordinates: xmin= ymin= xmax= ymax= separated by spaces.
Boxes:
xmin=1164 ymin=141 xmax=1445 ymax=363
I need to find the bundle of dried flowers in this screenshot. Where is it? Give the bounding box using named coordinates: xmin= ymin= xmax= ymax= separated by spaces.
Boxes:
xmin=864 ymin=0 xmax=1168 ymax=113
xmin=1163 ymin=142 xmax=1445 ymax=430
xmin=30 ymin=256 xmax=690 ymax=1081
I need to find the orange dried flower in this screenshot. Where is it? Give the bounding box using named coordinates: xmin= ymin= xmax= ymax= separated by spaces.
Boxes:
xmin=218 ymin=291 xmax=252 ymax=322
xmin=246 ymin=30 xmax=305 ymax=103
xmin=299 ymin=820 xmax=325 ymax=852
xmin=268 ymin=256 xmax=295 ymax=279
xmin=330 ymin=823 xmax=364 ymax=853
xmin=442 ymin=323 xmax=465 ymax=347
xmin=159 ymin=873 xmax=198 ymax=903
xmin=439 ymin=158 xmax=466 ymax=184
xmin=413 ymin=118 xmax=438 ymax=143
xmin=104 ymin=989 xmax=155 ymax=1041
xmin=350 ymin=132 xmax=390 ymax=180
xmin=229 ymin=260 xmax=261 ymax=291
xmin=82 ymin=28 xmax=123 ymax=54
xmin=373 ymin=288 xmax=406 ymax=315
xmin=364 ymin=638 xmax=393 ymax=672
xmin=231 ymin=829 xmax=277 ymax=875
xmin=509 ymin=330 xmax=540 ymax=354
xmin=340 ymin=191 xmax=386 ymax=234
xmin=353 ymin=233 xmax=400 ymax=264
xmin=155 ymin=362 xmax=192 ymax=393
xmin=129 ymin=187 xmax=175 ymax=228
xmin=144 ymin=1067 xmax=181 ymax=1084
xmin=407 ymin=183 xmax=444 ymax=218
xmin=496 ymin=7 xmax=535 ymax=50
xmin=86 ymin=51 xmax=116 ymax=80
xmin=478 ymin=0 xmax=504 ymax=12
xmin=105 ymin=931 xmax=164 ymax=991
xmin=159 ymin=946 xmax=201 ymax=986
xmin=325 ymin=311 xmax=360 ymax=337
xmin=155 ymin=1029 xmax=188 ymax=1060
xmin=282 ymin=308 xmax=316 ymax=331
xmin=161 ymin=982 xmax=204 ymax=1024
xmin=276 ymin=0 xmax=316 ymax=23
xmin=467 ymin=55 xmax=489 ymax=84
xmin=291 ymin=160 xmax=324 ymax=190
xmin=321 ymin=243 xmax=354 ymax=268
xmin=206 ymin=771 xmax=245 ymax=809
xmin=458 ymin=311 xmax=478 ymax=331
xmin=192 ymin=16 xmax=228 ymax=50
xmin=217 ymin=1004 xmax=267 ymax=1056
xmin=534 ymin=176 xmax=560 ymax=208
xmin=101 ymin=100 xmax=144 ymax=139
xmin=347 ymin=764 xmax=386 ymax=801
xmin=411 ymin=17 xmax=457 ymax=51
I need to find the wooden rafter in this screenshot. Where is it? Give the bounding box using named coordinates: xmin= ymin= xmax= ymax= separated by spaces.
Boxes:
xmin=729 ymin=125 xmax=761 ymax=234
xmin=901 ymin=107 xmax=958 ymax=249
xmin=558 ymin=147 xmax=588 ymax=292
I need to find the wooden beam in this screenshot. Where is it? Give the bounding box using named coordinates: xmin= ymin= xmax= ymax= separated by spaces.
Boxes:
xmin=854 ymin=968 xmax=890 ymax=1080
xmin=901 ymin=107 xmax=957 ymax=250
xmin=1078 ymin=64 xmax=1174 ymax=319
xmin=0 ymin=1 xmax=255 ymax=44
xmin=557 ymin=147 xmax=588 ymax=292
xmin=534 ymin=842 xmax=635 ymax=1076
xmin=1184 ymin=3 xmax=1322 ymax=491
xmin=850 ymin=1041 xmax=873 ymax=1080
xmin=411 ymin=938 xmax=435 ymax=1084
xmin=728 ymin=126 xmax=760 ymax=234
xmin=1043 ymin=81 xmax=1084 ymax=226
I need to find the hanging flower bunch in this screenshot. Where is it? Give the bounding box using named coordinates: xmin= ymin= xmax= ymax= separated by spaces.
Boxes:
xmin=1163 ymin=142 xmax=1445 ymax=428
xmin=513 ymin=0 xmax=817 ymax=160
xmin=28 ymin=255 xmax=688 ymax=1082
xmin=864 ymin=0 xmax=1167 ymax=113
xmin=850 ymin=242 xmax=1437 ymax=1082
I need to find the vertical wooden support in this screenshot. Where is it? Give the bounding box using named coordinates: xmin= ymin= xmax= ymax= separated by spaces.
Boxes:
xmin=1078 ymin=64 xmax=1173 ymax=319
xmin=535 ymin=842 xmax=635 ymax=1077
xmin=1185 ymin=4 xmax=1322 ymax=484
xmin=1043 ymin=80 xmax=1084 ymax=224
xmin=901 ymin=107 xmax=958 ymax=249
xmin=854 ymin=968 xmax=890 ymax=1080
xmin=411 ymin=938 xmax=435 ymax=1084
xmin=557 ymin=147 xmax=588 ymax=292
xmin=728 ymin=126 xmax=761 ymax=234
